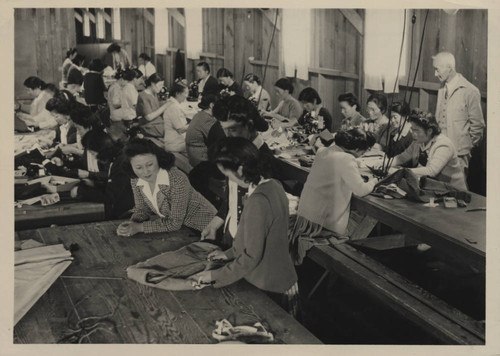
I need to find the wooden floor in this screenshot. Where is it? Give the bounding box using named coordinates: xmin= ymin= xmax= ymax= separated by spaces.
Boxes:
xmin=14 ymin=221 xmax=320 ymax=344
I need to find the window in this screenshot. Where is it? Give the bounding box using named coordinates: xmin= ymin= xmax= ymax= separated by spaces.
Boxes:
xmin=155 ymin=8 xmax=169 ymax=54
xmin=83 ymin=11 xmax=90 ymax=37
xmin=96 ymin=10 xmax=105 ymax=39
xmin=185 ymin=8 xmax=202 ymax=59
xmin=112 ymin=8 xmax=121 ymax=40
xmin=282 ymin=9 xmax=311 ymax=81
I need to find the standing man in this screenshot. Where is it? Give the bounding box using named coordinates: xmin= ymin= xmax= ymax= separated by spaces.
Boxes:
xmin=433 ymin=52 xmax=485 ymax=176
xmin=196 ymin=62 xmax=220 ymax=98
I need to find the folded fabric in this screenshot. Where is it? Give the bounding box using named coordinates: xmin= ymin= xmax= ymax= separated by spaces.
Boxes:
xmin=127 ymin=241 xmax=223 ymax=291
xmin=212 ymin=319 xmax=274 ymax=344
xmin=15 ymin=182 xmax=45 ymax=201
xmin=15 ymin=244 xmax=73 ymax=325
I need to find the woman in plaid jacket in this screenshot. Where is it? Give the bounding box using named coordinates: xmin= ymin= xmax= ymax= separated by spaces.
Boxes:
xmin=116 ymin=138 xmax=216 ymax=237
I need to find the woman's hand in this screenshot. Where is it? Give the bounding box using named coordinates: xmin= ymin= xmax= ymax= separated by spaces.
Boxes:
xmin=117 ymin=221 xmax=144 ymax=237
xmin=51 ymin=157 xmax=64 ymax=166
xmin=60 ymin=144 xmax=82 ymax=156
xmin=42 ymin=183 xmax=57 ymax=194
xmin=81 ymin=179 xmax=95 ymax=187
xmin=70 ymin=186 xmax=79 ymax=199
xmin=207 ymin=250 xmax=228 ymax=262
xmin=201 ymin=216 xmax=224 ymax=240
xmin=78 ymin=169 xmax=90 ymax=179
xmin=189 ymin=270 xmax=213 ymax=289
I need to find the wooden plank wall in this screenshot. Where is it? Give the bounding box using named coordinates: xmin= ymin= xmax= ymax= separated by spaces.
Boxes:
xmin=365 ymin=9 xmax=487 ymax=121
xmin=120 ymin=8 xmax=155 ymax=67
xmin=14 ymin=8 xmax=76 ymax=98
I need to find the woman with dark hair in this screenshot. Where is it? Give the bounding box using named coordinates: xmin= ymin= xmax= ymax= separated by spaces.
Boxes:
xmin=83 ymin=59 xmax=107 ymax=108
xmin=298 ymin=87 xmax=333 ymax=132
xmin=338 ymin=92 xmax=366 ymax=131
xmin=61 ymin=48 xmax=78 ymax=85
xmin=390 ymin=111 xmax=467 ymax=190
xmin=185 ymin=94 xmax=225 ymax=167
xmin=45 ymin=91 xmax=78 ymax=146
xmin=189 ymin=137 xmax=300 ymax=319
xmin=116 ymin=138 xmax=216 ymax=236
xmin=265 ymin=78 xmax=302 ymax=129
xmin=16 ymin=77 xmax=58 ymax=129
xmin=243 ymin=73 xmax=271 ymax=112
xmin=138 ymin=53 xmax=156 ymax=78
xmin=70 ymin=129 xmax=134 ymax=220
xmin=289 ymin=128 xmax=378 ymax=264
xmin=216 ymin=68 xmax=243 ymax=97
xmin=163 ymin=82 xmax=189 ymax=153
xmin=135 ymin=73 xmax=169 ymax=147
xmin=386 ymin=101 xmax=413 ymax=158
xmin=132 ymin=68 xmax=146 ymax=91
xmin=107 ymin=42 xmax=131 ymax=71
xmin=365 ymin=93 xmax=390 ymax=151
xmin=117 ymin=69 xmax=139 ymax=121
xmin=66 ymin=56 xmax=86 ymax=103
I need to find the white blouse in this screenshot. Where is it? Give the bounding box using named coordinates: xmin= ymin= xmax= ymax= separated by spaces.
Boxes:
xmin=136 ymin=168 xmax=170 ymax=218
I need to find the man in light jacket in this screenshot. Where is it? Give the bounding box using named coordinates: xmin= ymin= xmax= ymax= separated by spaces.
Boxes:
xmin=433 ymin=51 xmax=485 ymax=175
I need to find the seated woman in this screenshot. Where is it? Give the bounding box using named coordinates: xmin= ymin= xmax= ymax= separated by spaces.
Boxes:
xmin=138 ymin=53 xmax=156 ymax=78
xmin=264 ymin=78 xmax=302 ymax=129
xmin=163 ymin=83 xmax=189 ymax=153
xmin=132 ymin=68 xmax=146 ymax=92
xmin=116 ymin=138 xmax=217 ymax=236
xmin=216 ymin=68 xmax=244 ymax=97
xmin=66 ymin=59 xmax=87 ymax=104
xmin=298 ymin=87 xmax=333 ymax=133
xmin=83 ymin=59 xmax=107 ymax=110
xmin=70 ymin=129 xmax=135 ymax=220
xmin=185 ymin=94 xmax=225 ymax=167
xmin=136 ymin=73 xmax=169 ymax=148
xmin=386 ymin=102 xmax=413 ymax=158
xmin=243 ymin=73 xmax=271 ymax=112
xmin=365 ymin=93 xmax=390 ymax=151
xmin=61 ymin=48 xmax=78 ymax=87
xmin=189 ymin=137 xmax=300 ymax=319
xmin=45 ymin=91 xmax=78 ymax=147
xmin=289 ymin=129 xmax=378 ymax=265
xmin=16 ymin=77 xmax=58 ymax=130
xmin=338 ymin=92 xmax=366 ymax=131
xmin=390 ymin=111 xmax=467 ymax=191
xmin=107 ymin=42 xmax=131 ymax=71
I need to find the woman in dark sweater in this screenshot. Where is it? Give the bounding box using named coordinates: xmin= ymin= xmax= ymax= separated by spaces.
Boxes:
xmin=70 ymin=129 xmax=134 ymax=220
xmin=83 ymin=59 xmax=107 ymax=109
xmin=216 ymin=68 xmax=244 ymax=97
xmin=385 ymin=102 xmax=414 ymax=158
xmin=190 ymin=137 xmax=300 ymax=318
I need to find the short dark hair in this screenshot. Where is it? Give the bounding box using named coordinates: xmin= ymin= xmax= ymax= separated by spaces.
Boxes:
xmin=244 ymin=73 xmax=261 ymax=85
xmin=298 ymin=87 xmax=322 ymax=104
xmin=82 ymin=129 xmax=123 ymax=162
xmin=145 ymin=73 xmax=163 ymax=87
xmin=139 ymin=53 xmax=151 ymax=61
xmin=170 ymin=82 xmax=188 ymax=97
xmin=274 ymin=78 xmax=294 ymax=94
xmin=89 ymin=59 xmax=105 ymax=72
xmin=44 ymin=83 xmax=59 ymax=95
xmin=24 ymin=76 xmax=46 ymax=90
xmin=197 ymin=62 xmax=210 ymax=73
xmin=70 ymin=104 xmax=100 ymax=129
xmin=213 ymin=137 xmax=272 ymax=185
xmin=216 ymin=68 xmax=233 ymax=79
xmin=45 ymin=91 xmax=76 ymax=115
xmin=338 ymin=93 xmax=361 ymax=112
xmin=408 ymin=110 xmax=441 ymax=137
xmin=122 ymin=69 xmax=137 ymax=82
xmin=367 ymin=93 xmax=388 ymax=114
xmin=66 ymin=48 xmax=77 ymax=58
xmin=198 ymin=93 xmax=218 ymax=110
xmin=132 ymin=68 xmax=143 ymax=79
xmin=124 ymin=138 xmax=176 ymax=178
xmin=334 ymin=128 xmax=376 ymax=151
xmin=72 ymin=54 xmax=86 ymax=66
xmin=390 ymin=101 xmax=410 ymax=117
xmin=107 ymin=43 xmax=121 ymax=53
xmin=213 ymin=95 xmax=268 ymax=132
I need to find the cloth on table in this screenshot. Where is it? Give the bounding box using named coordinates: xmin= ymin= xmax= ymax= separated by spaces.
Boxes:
xmin=288 ymin=214 xmax=348 ymax=265
xmin=15 ymin=243 xmax=73 ymax=325
xmin=372 ymin=168 xmax=471 ymax=203
xmin=15 ymin=130 xmax=56 ymax=156
xmin=127 ymin=241 xmax=224 ymax=291
xmin=15 ymin=182 xmax=46 ymax=201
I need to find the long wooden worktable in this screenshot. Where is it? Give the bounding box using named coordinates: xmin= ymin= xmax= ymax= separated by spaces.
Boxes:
xmin=14 ymin=221 xmax=321 ymax=344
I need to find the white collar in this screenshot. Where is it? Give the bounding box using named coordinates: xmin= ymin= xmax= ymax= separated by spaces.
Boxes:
xmin=136 ymin=168 xmax=170 ymax=188
xmin=252 ymin=134 xmax=265 ymax=149
xmin=248 ymin=178 xmax=271 ymax=197
xmin=420 ymin=135 xmax=438 ymax=152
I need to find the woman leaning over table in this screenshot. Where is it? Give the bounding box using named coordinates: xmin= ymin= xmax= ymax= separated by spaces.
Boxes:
xmin=163 ymin=82 xmax=189 ymax=153
xmin=16 ymin=77 xmax=58 ymax=129
xmin=289 ymin=128 xmax=378 ymax=265
xmin=116 ymin=138 xmax=216 ymax=237
xmin=389 ymin=111 xmax=467 ymax=191
xmin=243 ymin=73 xmax=271 ymax=112
xmin=264 ymin=78 xmax=303 ymax=129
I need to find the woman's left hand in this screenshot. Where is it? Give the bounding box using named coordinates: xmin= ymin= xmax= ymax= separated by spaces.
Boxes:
xmin=116 ymin=221 xmax=144 ymax=237
xmin=70 ymin=186 xmax=79 ymax=199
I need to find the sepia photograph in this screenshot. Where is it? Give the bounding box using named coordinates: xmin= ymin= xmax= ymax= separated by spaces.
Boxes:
xmin=7 ymin=3 xmax=498 ymax=352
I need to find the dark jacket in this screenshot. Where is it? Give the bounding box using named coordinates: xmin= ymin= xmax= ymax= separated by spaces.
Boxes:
xmin=77 ymin=153 xmax=134 ymax=219
xmin=201 ymin=75 xmax=221 ymax=97
xmin=83 ymin=72 xmax=107 ymax=105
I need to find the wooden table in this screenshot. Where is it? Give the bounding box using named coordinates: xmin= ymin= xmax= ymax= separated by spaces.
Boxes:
xmin=15 ymin=201 xmax=105 ymax=231
xmin=14 ymin=221 xmax=321 ymax=344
